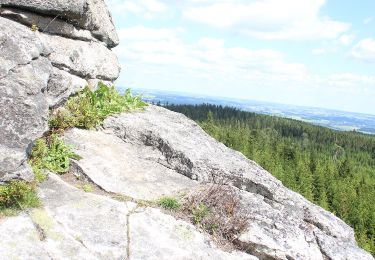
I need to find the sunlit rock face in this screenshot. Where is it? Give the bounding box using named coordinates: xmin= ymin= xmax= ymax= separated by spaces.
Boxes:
xmin=0 ymin=1 xmax=373 ymax=259
xmin=99 ymin=105 xmax=373 ymax=260
xmin=0 ymin=0 xmax=120 ymax=183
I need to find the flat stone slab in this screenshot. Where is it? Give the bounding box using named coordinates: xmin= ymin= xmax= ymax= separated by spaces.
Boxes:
xmin=129 ymin=207 xmax=257 ymax=260
xmin=0 ymin=215 xmax=52 ymax=260
xmin=0 ymin=174 xmax=258 ymax=259
xmin=64 ymin=128 xmax=197 ymax=201
xmin=0 ymin=173 xmax=136 ymax=260
xmin=39 ymin=173 xmax=136 ymax=259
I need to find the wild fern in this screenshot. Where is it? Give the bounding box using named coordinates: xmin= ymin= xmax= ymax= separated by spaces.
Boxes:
xmin=49 ymin=83 xmax=147 ymax=130
xmin=29 ymin=134 xmax=81 ymax=176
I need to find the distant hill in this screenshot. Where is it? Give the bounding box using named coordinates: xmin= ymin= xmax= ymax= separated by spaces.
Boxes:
xmin=132 ymin=88 xmax=375 ymax=135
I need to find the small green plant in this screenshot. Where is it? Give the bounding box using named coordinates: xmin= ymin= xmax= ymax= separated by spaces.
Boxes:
xmin=157 ymin=197 xmax=181 ymax=210
xmin=49 ymin=83 xmax=147 ymax=130
xmin=29 ymin=134 xmax=81 ymax=177
xmin=81 ymin=184 xmax=93 ymax=193
xmin=31 ymin=24 xmax=39 ymax=32
xmin=0 ymin=181 xmax=40 ymax=216
xmin=192 ymin=203 xmax=210 ymax=224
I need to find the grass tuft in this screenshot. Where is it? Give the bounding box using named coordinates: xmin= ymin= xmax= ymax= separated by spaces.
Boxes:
xmin=0 ymin=181 xmax=40 ymax=216
xmin=81 ymin=184 xmax=93 ymax=193
xmin=157 ymin=197 xmax=181 ymax=210
xmin=192 ymin=203 xmax=210 ymax=225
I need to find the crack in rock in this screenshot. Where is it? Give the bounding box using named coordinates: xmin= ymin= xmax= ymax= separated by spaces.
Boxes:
xmin=125 ymin=205 xmax=145 ymax=260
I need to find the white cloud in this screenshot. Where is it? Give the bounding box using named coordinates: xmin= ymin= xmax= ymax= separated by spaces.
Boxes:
xmin=183 ymin=0 xmax=350 ymax=40
xmin=107 ymin=0 xmax=168 ymax=18
xmin=107 ymin=0 xmax=350 ymax=41
xmin=112 ymin=24 xmax=375 ymax=114
xmin=338 ymin=34 xmax=355 ymax=46
xmin=326 ymin=73 xmax=375 ymax=93
xmin=364 ymin=17 xmax=373 ymax=25
xmin=312 ymin=48 xmax=326 ymax=55
xmin=117 ymin=25 xmax=182 ymax=40
xmin=114 ymin=26 xmax=309 ymax=83
xmin=115 ymin=25 xmax=375 ymax=95
xmin=350 ymin=38 xmax=375 ymax=62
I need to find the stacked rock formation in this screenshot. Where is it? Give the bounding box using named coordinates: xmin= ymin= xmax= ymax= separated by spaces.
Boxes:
xmin=0 ymin=0 xmax=120 ymax=183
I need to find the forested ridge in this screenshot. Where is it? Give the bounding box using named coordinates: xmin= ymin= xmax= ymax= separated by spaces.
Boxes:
xmin=166 ymin=103 xmax=375 ymax=255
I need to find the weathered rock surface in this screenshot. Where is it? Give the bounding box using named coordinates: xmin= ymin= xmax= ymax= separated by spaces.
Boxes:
xmin=0 ymin=0 xmax=119 ymax=47
xmin=46 ymin=67 xmax=87 ymax=108
xmin=0 ymin=1 xmax=119 ymax=182
xmin=38 ymin=33 xmax=120 ymax=81
xmin=1 ymin=104 xmax=374 ymax=259
xmin=0 ymin=17 xmax=51 ymax=182
xmin=63 ymin=128 xmax=197 ymax=200
xmin=104 ymin=106 xmax=285 ymax=198
xmin=0 ymin=7 xmax=97 ymax=43
xmin=129 ymin=207 xmax=256 ymax=260
xmin=101 ymin=105 xmax=373 ymax=260
xmin=1 ymin=1 xmax=374 ymax=259
xmin=0 ymin=173 xmax=257 ymax=259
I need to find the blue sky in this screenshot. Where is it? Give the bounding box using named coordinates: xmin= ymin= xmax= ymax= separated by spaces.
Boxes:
xmin=107 ymin=0 xmax=375 ymax=115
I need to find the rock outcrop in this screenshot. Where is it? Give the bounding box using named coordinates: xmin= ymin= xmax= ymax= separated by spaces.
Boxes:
xmin=2 ymin=105 xmax=373 ymax=259
xmin=0 ymin=1 xmax=374 ymax=259
xmin=3 ymin=105 xmax=371 ymax=259
xmin=0 ymin=0 xmax=119 ymax=46
xmin=0 ymin=0 xmax=120 ymax=183
xmin=96 ymin=105 xmax=371 ymax=260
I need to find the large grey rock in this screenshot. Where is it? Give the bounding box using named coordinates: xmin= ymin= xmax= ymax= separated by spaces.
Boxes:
xmin=0 ymin=0 xmax=119 ymax=47
xmin=0 ymin=214 xmax=57 ymax=259
xmin=104 ymin=106 xmax=285 ymax=199
xmin=235 ymin=185 xmax=370 ymax=260
xmin=103 ymin=105 xmax=374 ymax=260
xmin=0 ymin=17 xmax=51 ymax=182
xmin=0 ymin=7 xmax=97 ymax=43
xmin=0 ymin=0 xmax=120 ymax=182
xmin=0 ymin=173 xmax=136 ymax=259
xmin=46 ymin=67 xmax=87 ymax=108
xmin=39 ymin=174 xmax=135 ymax=259
xmin=63 ymin=128 xmax=197 ymax=200
xmin=38 ymin=33 xmax=121 ymax=81
xmin=129 ymin=207 xmax=257 ymax=260
xmin=0 ymin=173 xmax=258 ymax=259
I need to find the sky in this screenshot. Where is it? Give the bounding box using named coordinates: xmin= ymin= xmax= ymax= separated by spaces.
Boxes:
xmin=107 ymin=0 xmax=375 ymax=115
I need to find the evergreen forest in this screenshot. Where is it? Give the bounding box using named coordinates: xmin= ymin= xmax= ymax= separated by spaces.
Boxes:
xmin=166 ymin=103 xmax=375 ymax=255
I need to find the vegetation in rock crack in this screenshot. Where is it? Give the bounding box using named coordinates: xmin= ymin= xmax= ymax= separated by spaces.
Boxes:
xmin=182 ymin=185 xmax=249 ymax=247
xmin=0 ymin=181 xmax=40 ymax=217
xmin=191 ymin=203 xmax=210 ymax=225
xmin=157 ymin=197 xmax=181 ymax=210
xmin=49 ymin=83 xmax=147 ymax=130
xmin=81 ymin=184 xmax=93 ymax=193
xmin=29 ymin=134 xmax=81 ymax=179
xmin=31 ymin=24 xmax=38 ymax=32
xmin=167 ymin=104 xmax=375 ymax=255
